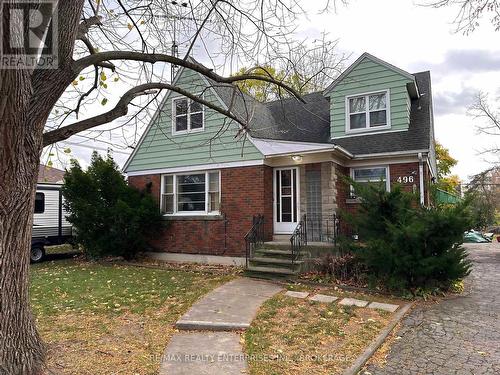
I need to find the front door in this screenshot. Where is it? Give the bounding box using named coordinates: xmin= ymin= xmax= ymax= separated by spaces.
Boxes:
xmin=273 ymin=167 xmax=300 ymax=234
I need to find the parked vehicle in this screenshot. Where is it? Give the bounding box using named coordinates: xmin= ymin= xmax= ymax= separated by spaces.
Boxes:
xmin=464 ymin=230 xmax=491 ymax=243
xmin=31 ymin=183 xmax=73 ymax=262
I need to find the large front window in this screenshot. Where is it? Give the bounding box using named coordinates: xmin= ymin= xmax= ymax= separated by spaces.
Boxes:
xmin=161 ymin=171 xmax=220 ymax=215
xmin=350 ymin=166 xmax=389 ymax=197
xmin=173 ymin=96 xmax=204 ymax=134
xmin=347 ymin=91 xmax=389 ymax=131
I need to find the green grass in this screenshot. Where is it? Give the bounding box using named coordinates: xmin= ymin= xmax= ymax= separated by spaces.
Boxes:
xmin=243 ymin=289 xmax=393 ymax=375
xmin=30 ymin=259 xmax=234 ymax=374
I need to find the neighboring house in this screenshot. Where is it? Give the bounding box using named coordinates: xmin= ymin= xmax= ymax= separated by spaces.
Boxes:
xmin=125 ymin=52 xmax=437 ymax=266
xmin=38 ymin=164 xmax=65 ymax=184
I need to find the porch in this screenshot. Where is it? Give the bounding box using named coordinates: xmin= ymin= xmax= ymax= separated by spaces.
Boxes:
xmin=246 ymin=161 xmax=345 ymax=278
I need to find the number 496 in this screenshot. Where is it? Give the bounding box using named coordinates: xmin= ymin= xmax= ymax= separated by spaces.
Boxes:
xmin=397 ymin=176 xmax=414 ymax=184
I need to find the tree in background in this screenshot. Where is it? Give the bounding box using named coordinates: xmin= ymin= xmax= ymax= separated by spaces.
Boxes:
xmin=436 ymin=142 xmax=461 ymax=194
xmin=427 ymin=0 xmax=500 ymax=33
xmin=63 ymin=152 xmax=161 ymax=260
xmin=469 ymin=92 xmax=500 ymax=162
xmin=465 ymin=167 xmax=500 ymax=229
xmin=235 ymin=36 xmax=345 ymax=101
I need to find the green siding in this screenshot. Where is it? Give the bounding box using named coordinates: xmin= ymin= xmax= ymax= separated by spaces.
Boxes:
xmin=327 ymin=57 xmax=413 ymax=138
xmin=126 ymin=69 xmax=263 ymax=172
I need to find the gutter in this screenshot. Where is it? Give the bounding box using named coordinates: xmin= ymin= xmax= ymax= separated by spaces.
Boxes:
xmin=418 ymin=152 xmax=425 ymax=205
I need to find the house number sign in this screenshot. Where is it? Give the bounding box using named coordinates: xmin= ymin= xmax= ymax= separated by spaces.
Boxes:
xmin=397 ymin=175 xmax=415 ymax=184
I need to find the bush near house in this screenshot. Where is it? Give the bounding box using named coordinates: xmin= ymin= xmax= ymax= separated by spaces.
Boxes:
xmin=341 ymin=184 xmax=472 ymax=293
xmin=63 ymin=152 xmax=161 ymax=260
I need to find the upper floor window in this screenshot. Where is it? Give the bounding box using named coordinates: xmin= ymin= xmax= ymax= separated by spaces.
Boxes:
xmin=346 ymin=91 xmax=390 ymax=132
xmin=172 ymin=96 xmax=204 ymax=134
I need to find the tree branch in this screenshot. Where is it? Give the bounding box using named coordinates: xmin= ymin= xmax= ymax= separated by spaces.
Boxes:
xmin=73 ymin=51 xmax=306 ymax=102
xmin=42 ymin=83 xmax=245 ymax=146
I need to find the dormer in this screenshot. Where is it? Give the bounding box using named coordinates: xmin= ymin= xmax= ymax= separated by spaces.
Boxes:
xmin=324 ymin=53 xmax=419 ymax=139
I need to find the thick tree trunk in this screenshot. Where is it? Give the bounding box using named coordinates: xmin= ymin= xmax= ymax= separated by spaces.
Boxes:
xmin=0 ymin=69 xmax=46 ymax=373
xmin=0 ymin=1 xmax=84 ymax=372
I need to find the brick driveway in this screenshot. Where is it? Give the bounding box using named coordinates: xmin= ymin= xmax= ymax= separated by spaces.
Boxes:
xmin=367 ymin=243 xmax=500 ymax=375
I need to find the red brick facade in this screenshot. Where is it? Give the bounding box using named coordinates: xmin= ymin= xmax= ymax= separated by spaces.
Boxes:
xmin=129 ymin=161 xmax=432 ymax=257
xmin=129 ymin=165 xmax=273 ymax=257
xmin=336 ymin=162 xmax=429 ymax=215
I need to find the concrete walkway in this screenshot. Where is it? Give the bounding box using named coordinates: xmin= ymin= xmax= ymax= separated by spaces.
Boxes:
xmin=160 ymin=277 xmax=282 ymax=374
xmin=367 ymin=243 xmax=500 ymax=375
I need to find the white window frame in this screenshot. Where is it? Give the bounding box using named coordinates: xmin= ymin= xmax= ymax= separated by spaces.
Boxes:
xmin=160 ymin=170 xmax=221 ymax=216
xmin=350 ymin=166 xmax=390 ymax=197
xmin=345 ymin=89 xmax=391 ymax=134
xmin=172 ymin=94 xmax=205 ymax=135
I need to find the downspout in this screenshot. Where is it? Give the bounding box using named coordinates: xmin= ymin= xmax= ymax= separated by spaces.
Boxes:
xmin=418 ymin=152 xmax=425 ymax=206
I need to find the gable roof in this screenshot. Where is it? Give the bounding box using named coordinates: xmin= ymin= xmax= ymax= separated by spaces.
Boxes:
xmin=124 ymin=54 xmax=435 ymax=172
xmin=323 ymin=52 xmax=419 ymax=98
xmin=332 ymin=71 xmax=433 ymax=155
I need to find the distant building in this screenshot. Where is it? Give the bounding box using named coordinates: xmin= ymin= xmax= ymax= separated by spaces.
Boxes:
xmin=38 ymin=165 xmax=65 ymax=184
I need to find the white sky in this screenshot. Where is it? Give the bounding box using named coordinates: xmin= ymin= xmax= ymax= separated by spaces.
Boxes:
xmin=298 ymin=0 xmax=500 ymax=180
xmin=47 ymin=0 xmax=500 ymax=182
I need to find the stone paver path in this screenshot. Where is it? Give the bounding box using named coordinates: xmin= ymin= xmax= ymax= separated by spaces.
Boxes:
xmin=367 ymin=301 xmax=399 ymax=312
xmin=310 ymin=294 xmax=339 ymax=303
xmin=367 ymin=243 xmax=500 ymax=375
xmin=176 ymin=277 xmax=283 ymax=331
xmin=284 ymin=290 xmax=309 ymax=299
xmin=161 ymin=277 xmax=282 ymax=374
xmin=159 ymin=332 xmax=246 ymax=375
xmin=339 ymin=297 xmax=369 ymax=307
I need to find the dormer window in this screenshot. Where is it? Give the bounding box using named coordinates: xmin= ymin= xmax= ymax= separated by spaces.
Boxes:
xmin=346 ymin=90 xmax=390 ymax=132
xmin=172 ymin=96 xmax=204 ymax=134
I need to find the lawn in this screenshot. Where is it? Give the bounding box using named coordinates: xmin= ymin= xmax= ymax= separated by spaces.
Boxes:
xmin=243 ymin=286 xmax=397 ymax=375
xmin=30 ymin=260 xmax=234 ymax=374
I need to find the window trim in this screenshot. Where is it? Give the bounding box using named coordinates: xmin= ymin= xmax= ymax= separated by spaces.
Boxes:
xmin=160 ymin=170 xmax=221 ymax=216
xmin=350 ymin=165 xmax=391 ymax=197
xmin=345 ymin=89 xmax=391 ymax=134
xmin=171 ymin=94 xmax=205 ymax=135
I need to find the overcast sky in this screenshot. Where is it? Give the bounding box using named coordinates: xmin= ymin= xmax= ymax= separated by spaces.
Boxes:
xmin=299 ymin=0 xmax=500 ymax=180
xmin=49 ymin=0 xmax=499 ymax=182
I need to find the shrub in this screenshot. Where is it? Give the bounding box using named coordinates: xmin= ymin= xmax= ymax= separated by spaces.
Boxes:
xmin=347 ymin=183 xmax=472 ymax=292
xmin=315 ymin=251 xmax=366 ymax=284
xmin=62 ymin=152 xmax=161 ymax=260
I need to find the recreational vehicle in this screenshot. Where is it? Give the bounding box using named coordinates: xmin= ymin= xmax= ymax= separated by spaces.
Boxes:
xmin=31 ymin=183 xmax=73 ymax=262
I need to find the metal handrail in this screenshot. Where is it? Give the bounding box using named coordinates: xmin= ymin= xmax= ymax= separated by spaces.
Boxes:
xmin=244 ymin=214 xmax=265 ymax=268
xmin=290 ymin=214 xmax=307 ymax=264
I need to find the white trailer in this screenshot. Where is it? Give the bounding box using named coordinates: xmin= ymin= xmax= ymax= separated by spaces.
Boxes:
xmin=31 ymin=183 xmax=73 ymax=262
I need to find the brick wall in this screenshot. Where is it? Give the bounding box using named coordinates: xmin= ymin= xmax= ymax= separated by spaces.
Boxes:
xmin=128 ymin=165 xmax=273 ymax=257
xmin=335 ymin=162 xmax=430 ymax=232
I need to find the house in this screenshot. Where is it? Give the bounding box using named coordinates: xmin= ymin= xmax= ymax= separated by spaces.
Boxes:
xmin=124 ymin=52 xmax=437 ymax=268
xmin=38 ymin=164 xmax=65 ymax=183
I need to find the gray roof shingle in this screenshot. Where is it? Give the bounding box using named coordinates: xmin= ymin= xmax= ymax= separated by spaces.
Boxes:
xmin=208 ymin=71 xmax=433 ymax=156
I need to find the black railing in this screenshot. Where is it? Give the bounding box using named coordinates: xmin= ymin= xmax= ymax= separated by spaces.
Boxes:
xmin=304 ymin=213 xmax=340 ymax=244
xmin=290 ymin=215 xmax=307 ymax=264
xmin=244 ymin=215 xmax=265 ymax=268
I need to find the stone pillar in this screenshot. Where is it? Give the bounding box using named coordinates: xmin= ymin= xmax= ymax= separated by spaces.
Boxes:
xmin=299 ymin=165 xmax=306 ymax=219
xmin=320 ymin=162 xmax=338 ymax=241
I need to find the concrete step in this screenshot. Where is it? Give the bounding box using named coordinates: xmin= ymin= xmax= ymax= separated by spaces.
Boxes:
xmin=255 ymin=248 xmax=294 ymax=257
xmin=273 ymin=234 xmax=291 ymax=241
xmin=245 ymin=265 xmax=296 ymax=275
xmin=250 ymin=257 xmax=302 ymax=267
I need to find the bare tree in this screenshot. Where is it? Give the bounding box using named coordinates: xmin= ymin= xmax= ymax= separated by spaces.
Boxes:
xmin=0 ymin=0 xmax=345 ymax=373
xmin=468 ymin=92 xmax=500 ymax=161
xmin=426 ymin=0 xmax=500 ymax=33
